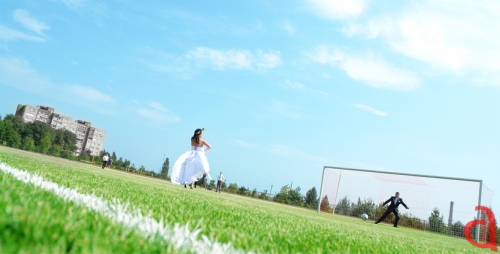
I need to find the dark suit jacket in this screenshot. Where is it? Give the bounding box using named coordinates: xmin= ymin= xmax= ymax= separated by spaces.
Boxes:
xmin=383 ymin=196 xmax=408 ymax=211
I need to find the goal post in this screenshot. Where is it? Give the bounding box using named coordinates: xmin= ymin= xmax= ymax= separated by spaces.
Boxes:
xmin=317 ymin=166 xmax=494 ymax=243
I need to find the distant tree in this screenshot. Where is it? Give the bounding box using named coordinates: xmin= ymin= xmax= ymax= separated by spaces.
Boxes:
xmin=124 ymin=159 xmax=131 ymax=169
xmin=449 ymin=221 xmax=465 ymax=237
xmin=428 ymin=208 xmax=447 ymax=233
xmin=139 ymin=165 xmax=146 ymax=174
xmin=251 ymin=188 xmax=258 ymax=198
xmin=92 ymin=151 xmax=101 ymax=164
xmin=274 ymin=185 xmax=291 ymax=204
xmin=227 ymin=183 xmax=238 ymax=193
xmin=22 ymin=136 xmax=35 ymax=151
xmin=49 ymin=144 xmax=62 ymax=157
xmin=161 ymin=157 xmax=170 ymax=178
xmin=112 ymin=151 xmax=117 ymax=162
xmin=288 ymin=187 xmax=304 ymax=206
xmin=320 ymin=195 xmax=333 ymax=213
xmin=238 ymin=186 xmax=249 ymax=196
xmin=115 ymin=157 xmax=124 ymax=167
xmin=335 ymin=196 xmax=351 ymax=215
xmin=39 ymin=133 xmax=51 ymax=153
xmin=3 ymin=114 xmax=25 ymax=134
xmin=274 ymin=185 xmax=304 ymax=205
xmin=1 ymin=120 xmax=22 ymax=148
xmin=55 ymin=129 xmax=77 ymax=152
xmin=350 ymin=197 xmax=376 ymax=218
xmin=221 ymin=181 xmax=227 ymax=191
xmin=60 ymin=150 xmax=76 ymax=160
xmin=0 ymin=119 xmax=4 ymax=145
xmin=209 ymin=180 xmax=216 ymax=190
xmin=53 ymin=129 xmax=64 ymax=146
xmin=130 ymin=164 xmax=136 ymax=172
xmin=80 ymin=153 xmax=90 ymax=162
xmin=398 ymin=213 xmax=425 ymax=229
xmin=24 ymin=121 xmax=54 ymax=146
xmin=99 ymin=150 xmax=108 ymax=158
xmin=258 ymin=190 xmax=269 ymax=200
xmin=305 ymin=187 xmax=319 ymax=208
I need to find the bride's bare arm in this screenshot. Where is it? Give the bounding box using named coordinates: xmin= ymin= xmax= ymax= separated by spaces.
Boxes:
xmin=203 ymin=140 xmax=212 ymax=151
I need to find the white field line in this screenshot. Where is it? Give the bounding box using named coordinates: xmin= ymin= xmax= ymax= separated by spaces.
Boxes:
xmin=0 ymin=162 xmax=245 ymax=254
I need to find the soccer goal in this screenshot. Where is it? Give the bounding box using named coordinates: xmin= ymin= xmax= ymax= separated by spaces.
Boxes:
xmin=317 ymin=166 xmax=494 ymax=242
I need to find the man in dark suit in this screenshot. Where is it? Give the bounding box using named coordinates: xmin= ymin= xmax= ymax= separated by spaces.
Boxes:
xmin=375 ymin=192 xmax=409 ymax=227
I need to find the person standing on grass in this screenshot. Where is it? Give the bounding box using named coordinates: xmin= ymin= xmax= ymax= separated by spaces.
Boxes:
xmin=107 ymin=157 xmax=113 ymax=168
xmin=375 ymin=192 xmax=409 ymax=227
xmin=168 ymin=128 xmax=212 ymax=189
xmin=200 ymin=173 xmax=207 ymax=189
xmin=101 ymin=153 xmax=109 ymax=169
xmin=216 ymin=172 xmax=225 ymax=193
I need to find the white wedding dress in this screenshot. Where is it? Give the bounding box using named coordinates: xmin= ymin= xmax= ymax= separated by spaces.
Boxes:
xmin=168 ymin=146 xmax=211 ymax=185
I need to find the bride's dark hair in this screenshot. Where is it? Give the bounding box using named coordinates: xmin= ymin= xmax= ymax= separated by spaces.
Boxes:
xmin=191 ymin=128 xmax=203 ymax=144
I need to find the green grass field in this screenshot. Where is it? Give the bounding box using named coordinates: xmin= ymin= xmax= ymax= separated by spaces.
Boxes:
xmin=0 ymin=146 xmax=490 ymax=253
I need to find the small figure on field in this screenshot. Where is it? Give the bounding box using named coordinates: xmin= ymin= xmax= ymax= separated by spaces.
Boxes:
xmin=168 ymin=128 xmax=211 ymax=189
xmin=102 ymin=153 xmax=109 ymax=169
xmin=107 ymin=157 xmax=113 ymax=168
xmin=375 ymin=192 xmax=409 ymax=227
xmin=216 ymin=172 xmax=225 ymax=193
xmin=194 ymin=173 xmax=208 ymax=189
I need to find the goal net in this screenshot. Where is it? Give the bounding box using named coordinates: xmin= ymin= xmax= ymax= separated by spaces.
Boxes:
xmin=318 ymin=166 xmax=494 ymax=242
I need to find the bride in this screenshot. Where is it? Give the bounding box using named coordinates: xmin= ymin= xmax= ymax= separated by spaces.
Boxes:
xmin=168 ymin=128 xmax=212 ymax=188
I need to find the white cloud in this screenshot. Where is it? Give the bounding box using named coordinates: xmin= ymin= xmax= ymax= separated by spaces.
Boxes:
xmin=256 ymin=50 xmax=281 ymax=69
xmin=268 ymin=100 xmax=302 ymax=119
xmin=134 ymin=101 xmax=180 ymax=123
xmin=0 ymin=56 xmax=52 ymax=92
xmin=308 ymin=45 xmax=343 ymax=64
xmin=284 ymin=80 xmax=305 ymax=90
xmin=0 ymin=24 xmax=45 ymax=42
xmin=317 ymin=90 xmax=330 ymax=97
xmin=0 ymin=56 xmax=115 ymax=106
xmin=344 ymin=0 xmax=500 ymax=86
xmin=187 ymin=47 xmax=252 ymax=70
xmin=282 ymin=20 xmax=296 ymax=35
xmin=283 ymin=79 xmax=330 ymax=98
xmin=13 ymin=9 xmax=50 ymax=35
xmin=186 ymin=47 xmax=281 ymax=70
xmin=309 ymin=46 xmax=420 ymax=90
xmin=339 ymin=55 xmax=420 ymax=90
xmin=355 ymin=104 xmax=388 ymax=117
xmin=63 ymin=85 xmax=115 ymax=103
xmin=308 ymin=0 xmax=369 ymax=20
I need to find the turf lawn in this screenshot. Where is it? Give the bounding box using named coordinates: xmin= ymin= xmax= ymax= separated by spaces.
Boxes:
xmin=0 ymin=146 xmax=491 ymax=253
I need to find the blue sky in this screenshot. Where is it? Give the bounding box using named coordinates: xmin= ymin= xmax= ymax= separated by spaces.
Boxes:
xmin=1 ymin=0 xmax=499 ymax=215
